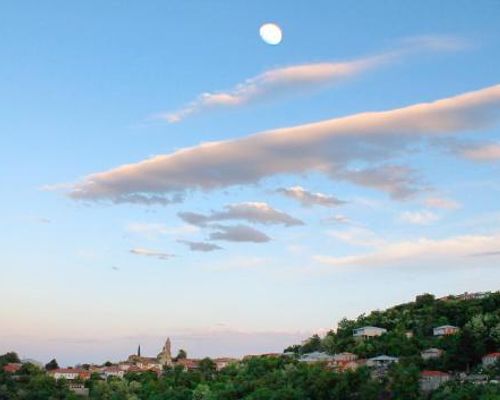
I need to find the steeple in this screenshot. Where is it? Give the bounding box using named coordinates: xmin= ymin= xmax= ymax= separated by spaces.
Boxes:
xmin=137 ymin=344 xmax=141 ymax=357
xmin=157 ymin=337 xmax=172 ymax=366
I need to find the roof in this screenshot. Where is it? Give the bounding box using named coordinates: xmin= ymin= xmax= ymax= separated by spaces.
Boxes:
xmin=422 ymin=348 xmax=443 ymax=353
xmin=421 ymin=370 xmax=449 ymax=377
xmin=368 ymin=355 xmax=398 ymax=361
xmin=484 ymin=352 xmax=500 ymax=358
xmin=3 ymin=363 xmax=22 ymax=373
xmin=434 ymin=325 xmax=458 ymax=329
xmin=49 ymin=368 xmax=88 ymax=374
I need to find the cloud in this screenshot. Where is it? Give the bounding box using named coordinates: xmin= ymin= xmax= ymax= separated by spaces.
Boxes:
xmin=208 ymin=224 xmax=271 ymax=243
xmin=66 ymin=84 xmax=500 ymax=204
xmin=327 ymin=227 xmax=384 ymax=247
xmin=160 ymin=36 xmax=465 ymax=123
xmin=462 ymin=143 xmax=500 ymax=161
xmin=277 ymin=186 xmax=345 ymax=207
xmin=178 ymin=202 xmax=303 ymax=227
xmin=322 ymin=214 xmax=353 ymax=225
xmin=315 ymin=233 xmax=500 ymax=267
xmin=129 ymin=248 xmax=173 ymax=260
xmin=469 ymin=250 xmax=500 ymax=257
xmin=424 ymin=197 xmax=461 ymax=210
xmin=178 ymin=240 xmax=223 ymax=252
xmin=399 ymin=210 xmax=439 ymax=225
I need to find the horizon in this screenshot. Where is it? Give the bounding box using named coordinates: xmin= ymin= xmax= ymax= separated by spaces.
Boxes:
xmin=1 ymin=1 xmax=500 ymax=368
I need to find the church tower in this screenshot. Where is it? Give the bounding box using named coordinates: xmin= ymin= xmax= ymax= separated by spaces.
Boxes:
xmin=137 ymin=345 xmax=141 ymax=357
xmin=157 ymin=337 xmax=172 ymax=366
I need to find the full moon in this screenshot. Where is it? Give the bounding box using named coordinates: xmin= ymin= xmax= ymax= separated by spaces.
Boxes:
xmin=259 ymin=23 xmax=282 ymax=45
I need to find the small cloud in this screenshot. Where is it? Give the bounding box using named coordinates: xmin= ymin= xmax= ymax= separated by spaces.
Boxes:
xmin=399 ymin=210 xmax=439 ymax=225
xmin=178 ymin=240 xmax=223 ymax=252
xmin=277 ymin=186 xmax=345 ymax=207
xmin=209 ymin=224 xmax=271 ymax=243
xmin=130 ymin=248 xmax=173 ymax=260
xmin=111 ymin=266 xmax=120 ymax=271
xmin=462 ymin=142 xmax=500 ymax=161
xmin=424 ymin=197 xmax=461 ymax=210
xmin=468 ymin=250 xmax=500 ymax=257
xmin=321 ymin=214 xmax=353 ymax=225
xmin=178 ymin=202 xmax=303 ymax=227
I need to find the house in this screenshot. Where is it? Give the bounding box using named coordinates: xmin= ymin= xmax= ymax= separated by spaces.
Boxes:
xmin=482 ymin=352 xmax=500 ymax=368
xmin=48 ymin=368 xmax=90 ymax=381
xmin=433 ymin=325 xmax=459 ymax=336
xmin=353 ymin=326 xmax=387 ymax=339
xmin=102 ymin=366 xmax=125 ymax=379
xmin=333 ymin=352 xmax=358 ymax=362
xmin=421 ymin=348 xmax=444 ymax=360
xmin=465 ymin=374 xmax=488 ymax=385
xmin=405 ymin=331 xmax=414 ymax=338
xmin=3 ymin=363 xmax=22 ymax=374
xmin=366 ymin=355 xmax=398 ymax=368
xmin=213 ymin=358 xmax=239 ymax=371
xmin=335 ymin=360 xmax=360 ymax=372
xmin=176 ymin=358 xmax=200 ymax=371
xmin=299 ymin=352 xmax=336 ymax=367
xmin=420 ymin=370 xmax=450 ymax=392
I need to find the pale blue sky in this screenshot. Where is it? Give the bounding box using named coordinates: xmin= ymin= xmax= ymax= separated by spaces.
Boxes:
xmin=1 ymin=1 xmax=499 ymax=366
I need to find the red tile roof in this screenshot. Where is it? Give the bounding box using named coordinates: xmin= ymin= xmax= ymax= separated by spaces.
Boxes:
xmin=3 ymin=363 xmax=22 ymax=373
xmin=421 ymin=370 xmax=449 ymax=377
xmin=484 ymin=352 xmax=500 ymax=358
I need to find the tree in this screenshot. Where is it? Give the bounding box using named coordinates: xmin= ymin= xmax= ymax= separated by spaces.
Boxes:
xmin=176 ymin=349 xmax=187 ymax=360
xmin=0 ymin=352 xmax=20 ymax=366
xmin=45 ymin=358 xmax=59 ymax=371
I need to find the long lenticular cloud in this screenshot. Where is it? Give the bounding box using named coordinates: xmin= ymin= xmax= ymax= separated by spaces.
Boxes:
xmin=67 ymin=84 xmax=500 ymax=204
xmin=160 ymin=36 xmax=464 ymax=123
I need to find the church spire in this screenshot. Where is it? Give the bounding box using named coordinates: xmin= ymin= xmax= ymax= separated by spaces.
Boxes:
xmin=137 ymin=344 xmax=141 ymax=357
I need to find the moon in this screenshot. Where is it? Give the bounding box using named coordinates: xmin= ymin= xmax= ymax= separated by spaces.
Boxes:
xmin=259 ymin=23 xmax=282 ymax=45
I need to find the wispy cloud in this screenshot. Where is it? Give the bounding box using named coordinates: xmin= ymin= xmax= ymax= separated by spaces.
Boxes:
xmin=321 ymin=215 xmax=353 ymax=225
xmin=424 ymin=197 xmax=461 ymax=210
xmin=277 ymin=186 xmax=345 ymax=207
xmin=208 ymin=224 xmax=271 ymax=243
xmin=399 ymin=210 xmax=440 ymax=225
xmin=159 ymin=35 xmax=465 ymax=123
xmin=66 ymin=84 xmax=500 ymax=204
xmin=462 ymin=142 xmax=500 ymax=161
xmin=177 ymin=240 xmax=223 ymax=252
xmin=315 ymin=233 xmax=500 ymax=267
xmin=130 ymin=248 xmax=173 ymax=260
xmin=178 ymin=202 xmax=303 ymax=227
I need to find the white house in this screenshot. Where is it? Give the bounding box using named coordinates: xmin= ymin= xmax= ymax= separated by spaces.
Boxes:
xmin=482 ymin=352 xmax=500 ymax=368
xmin=48 ymin=368 xmax=90 ymax=381
xmin=353 ymin=326 xmax=387 ymax=338
xmin=366 ymin=355 xmax=398 ymax=368
xmin=102 ymin=366 xmax=125 ymax=379
xmin=299 ymin=352 xmax=335 ymax=365
xmin=421 ymin=348 xmax=444 ymax=360
xmin=433 ymin=325 xmax=459 ymax=336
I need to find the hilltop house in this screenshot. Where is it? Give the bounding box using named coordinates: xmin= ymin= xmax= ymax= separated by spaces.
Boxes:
xmin=299 ymin=352 xmax=335 ymax=367
xmin=353 ymin=326 xmax=387 ymax=339
xmin=366 ymin=355 xmax=398 ymax=368
xmin=482 ymin=352 xmax=500 ymax=367
xmin=2 ymin=363 xmax=22 ymax=374
xmin=333 ymin=352 xmax=358 ymax=362
xmin=213 ymin=358 xmax=239 ymax=371
xmin=433 ymin=325 xmax=459 ymax=336
xmin=421 ymin=348 xmax=444 ymax=360
xmin=420 ymin=370 xmax=450 ymax=392
xmin=48 ymin=368 xmax=90 ymax=381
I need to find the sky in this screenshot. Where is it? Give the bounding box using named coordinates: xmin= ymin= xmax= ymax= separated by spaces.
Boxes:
xmin=1 ymin=1 xmax=499 ymax=366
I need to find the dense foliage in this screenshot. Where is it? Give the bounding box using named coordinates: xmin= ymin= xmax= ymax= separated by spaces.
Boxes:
xmin=1 ymin=292 xmax=498 ymax=399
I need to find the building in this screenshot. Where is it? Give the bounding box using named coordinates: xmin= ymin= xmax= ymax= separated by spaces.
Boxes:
xmin=421 ymin=348 xmax=444 ymax=360
xmin=157 ymin=337 xmax=172 ymax=366
xmin=48 ymin=368 xmax=90 ymax=381
xmin=433 ymin=325 xmax=459 ymax=336
xmin=213 ymin=358 xmax=239 ymax=371
xmin=482 ymin=352 xmax=500 ymax=368
xmin=102 ymin=366 xmax=125 ymax=379
xmin=366 ymin=355 xmax=398 ymax=368
xmin=3 ymin=363 xmax=22 ymax=374
xmin=420 ymin=370 xmax=450 ymax=392
xmin=176 ymin=358 xmax=200 ymax=371
xmin=299 ymin=352 xmax=336 ymax=367
xmin=353 ymin=326 xmax=387 ymax=339
xmin=333 ymin=352 xmax=358 ymax=362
